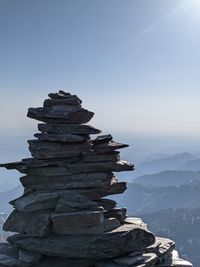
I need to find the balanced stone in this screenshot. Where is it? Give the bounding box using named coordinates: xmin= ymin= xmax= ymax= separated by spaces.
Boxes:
xmin=34 ymin=133 xmax=89 ymax=142
xmin=28 ymin=140 xmax=91 ymax=159
xmin=93 ymin=141 xmax=129 ymax=152
xmin=10 ymin=192 xmax=59 ymax=212
xmin=38 ymin=123 xmax=101 ymax=134
xmin=27 ymin=106 xmax=94 ymax=124
xmin=104 ymin=208 xmax=127 ymax=224
xmin=7 ymin=223 xmax=155 ymax=259
xmin=20 ymin=172 xmax=115 ymax=189
xmin=3 ymin=210 xmax=51 ymax=237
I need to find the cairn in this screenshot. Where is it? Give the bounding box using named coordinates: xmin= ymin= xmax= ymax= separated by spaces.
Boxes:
xmin=0 ymin=91 xmax=192 ymax=267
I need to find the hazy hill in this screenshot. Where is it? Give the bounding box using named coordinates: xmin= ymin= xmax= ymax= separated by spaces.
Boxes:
xmin=133 ymin=170 xmax=200 ymax=186
xmin=142 ymin=208 xmax=200 ymax=267
xmin=179 ymin=159 xmax=200 ymax=171
xmin=131 ymin=152 xmax=195 ymax=179
xmin=116 ymin=183 xmax=200 ymax=215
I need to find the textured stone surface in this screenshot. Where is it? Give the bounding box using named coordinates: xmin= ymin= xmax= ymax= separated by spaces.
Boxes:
xmin=28 ymin=140 xmax=91 ymax=159
xmin=95 ymin=253 xmax=158 ymax=267
xmin=146 ymin=237 xmax=175 ymax=261
xmin=51 ymin=210 xmax=104 ymax=230
xmin=53 ymin=218 xmax=120 ymax=235
xmin=3 ymin=210 xmax=51 ymax=237
xmin=10 ymin=192 xmax=58 ymax=212
xmin=34 ymin=133 xmax=89 ymax=142
xmin=104 ymin=208 xmax=127 ymax=224
xmin=20 ymin=172 xmax=115 ymax=189
xmin=20 ymin=160 xmax=133 ymax=176
xmin=38 ymin=123 xmax=101 ymax=134
xmin=93 ymin=141 xmax=129 ymax=152
xmin=156 ymin=250 xmax=193 ymax=267
xmin=7 ymin=223 xmax=155 ymax=259
xmin=27 ymin=106 xmax=94 ymax=124
xmin=19 ymin=249 xmax=42 ymax=263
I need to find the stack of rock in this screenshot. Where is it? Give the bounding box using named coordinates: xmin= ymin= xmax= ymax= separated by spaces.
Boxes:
xmin=0 ymin=91 xmax=192 ymax=267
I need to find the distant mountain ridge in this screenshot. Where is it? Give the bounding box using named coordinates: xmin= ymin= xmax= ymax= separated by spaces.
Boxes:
xmin=132 ymin=152 xmax=195 ymax=179
xmin=133 ymin=170 xmax=200 ymax=186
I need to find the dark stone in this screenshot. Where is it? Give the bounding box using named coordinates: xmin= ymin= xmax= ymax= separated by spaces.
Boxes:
xmin=20 ymin=172 xmax=115 ymax=189
xmin=96 ymin=199 xmax=117 ymax=210
xmin=52 ymin=218 xmax=120 ymax=235
xmin=93 ymin=141 xmax=129 ymax=152
xmin=19 ymin=249 xmax=42 ymax=263
xmin=22 ymin=160 xmax=133 ymax=176
xmin=104 ymin=208 xmax=127 ymax=224
xmin=34 ymin=133 xmax=89 ymax=142
xmin=10 ymin=192 xmax=59 ymax=212
xmin=3 ymin=210 xmax=51 ymax=237
xmin=93 ymin=135 xmax=113 ymax=145
xmin=27 ymin=106 xmax=94 ymax=124
xmin=7 ymin=222 xmax=155 ymax=259
xmin=28 ymin=140 xmax=91 ymax=159
xmin=38 ymin=123 xmax=101 ymax=134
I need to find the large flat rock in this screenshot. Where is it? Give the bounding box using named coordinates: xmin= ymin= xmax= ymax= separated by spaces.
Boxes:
xmin=38 ymin=123 xmax=101 ymax=134
xmin=10 ymin=192 xmax=59 ymax=212
xmin=52 ymin=217 xmax=120 ymax=235
xmin=7 ymin=222 xmax=155 ymax=259
xmin=28 ymin=140 xmax=91 ymax=159
xmin=20 ymin=160 xmax=133 ymax=176
xmin=27 ymin=106 xmax=94 ymax=124
xmin=20 ymin=172 xmax=115 ymax=189
xmin=93 ymin=141 xmax=129 ymax=152
xmin=51 ymin=210 xmax=104 ymax=229
xmin=3 ymin=210 xmax=51 ymax=237
xmin=34 ymin=133 xmax=89 ymax=142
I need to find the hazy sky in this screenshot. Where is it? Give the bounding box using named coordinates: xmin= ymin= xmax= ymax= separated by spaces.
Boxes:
xmin=1 ymin=0 xmax=200 ymax=139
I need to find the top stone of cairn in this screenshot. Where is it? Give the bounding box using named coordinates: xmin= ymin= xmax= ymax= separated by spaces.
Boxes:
xmin=27 ymin=90 xmax=94 ymax=124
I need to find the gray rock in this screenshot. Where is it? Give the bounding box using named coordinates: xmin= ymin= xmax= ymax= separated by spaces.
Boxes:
xmin=0 ymin=254 xmax=30 ymax=267
xmin=32 ymin=256 xmax=94 ymax=267
xmin=48 ymin=91 xmax=81 ymax=103
xmin=55 ymin=195 xmax=99 ymax=213
xmin=19 ymin=249 xmax=42 ymax=263
xmin=93 ymin=135 xmax=113 ymax=145
xmin=38 ymin=123 xmax=101 ymax=134
xmin=104 ymin=208 xmax=127 ymax=224
xmin=156 ymin=250 xmax=193 ymax=267
xmin=3 ymin=210 xmax=51 ymax=237
xmin=0 ymin=243 xmax=29 ymax=267
xmin=8 ymin=222 xmax=155 ymax=259
xmin=53 ymin=217 xmax=120 ymax=235
xmin=34 ymin=133 xmax=89 ymax=142
xmin=28 ymin=140 xmax=91 ymax=159
xmin=22 ymin=160 xmax=133 ymax=176
xmin=146 ymin=237 xmax=175 ymax=261
xmin=96 ymin=199 xmax=117 ymax=210
xmin=20 ymin=172 xmax=115 ymax=189
xmin=10 ymin=192 xmax=58 ymax=212
xmin=93 ymin=141 xmax=129 ymax=152
xmin=96 ymin=253 xmax=158 ymax=267
xmin=51 ymin=210 xmax=104 ymax=230
xmin=125 ymin=217 xmax=148 ymax=230
xmin=44 ymin=97 xmax=82 ymax=107
xmin=27 ymin=106 xmax=94 ymax=124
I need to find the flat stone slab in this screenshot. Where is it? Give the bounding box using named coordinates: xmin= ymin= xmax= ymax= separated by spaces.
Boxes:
xmin=51 ymin=210 xmax=104 ymax=229
xmin=20 ymin=172 xmax=115 ymax=189
xmin=27 ymin=106 xmax=94 ymax=124
xmin=95 ymin=253 xmax=158 ymax=267
xmin=10 ymin=192 xmax=58 ymax=212
xmin=156 ymin=250 xmax=193 ymax=267
xmin=38 ymin=123 xmax=101 ymax=134
xmin=28 ymin=140 xmax=91 ymax=159
xmin=3 ymin=209 xmax=51 ymax=237
xmin=34 ymin=133 xmax=89 ymax=142
xmin=0 ymin=243 xmax=29 ymax=267
xmin=93 ymin=135 xmax=113 ymax=145
xmin=146 ymin=237 xmax=175 ymax=260
xmin=19 ymin=249 xmax=42 ymax=263
xmin=53 ymin=217 xmax=120 ymax=235
xmin=8 ymin=222 xmax=155 ymax=259
xmin=93 ymin=141 xmax=129 ymax=152
xmin=20 ymin=160 xmax=133 ymax=176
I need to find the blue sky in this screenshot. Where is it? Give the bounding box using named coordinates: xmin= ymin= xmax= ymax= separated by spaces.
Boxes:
xmin=1 ymin=0 xmax=200 ymax=140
